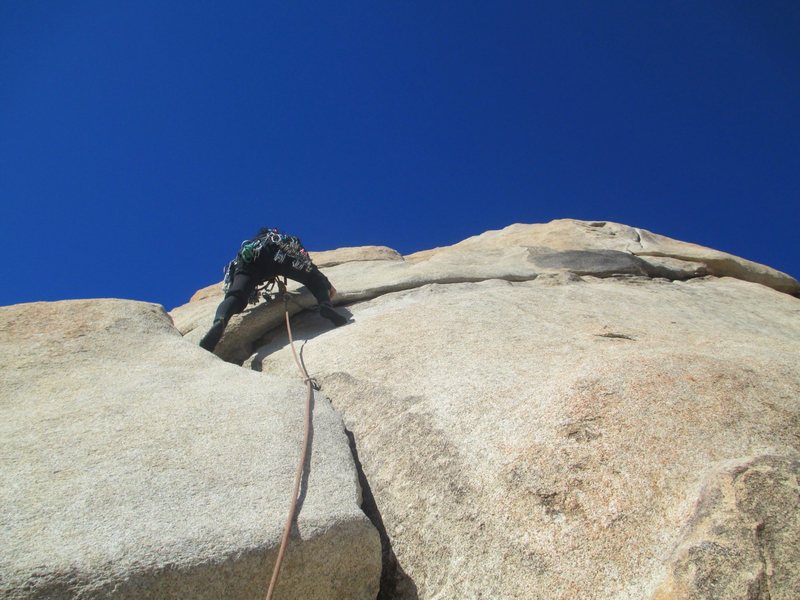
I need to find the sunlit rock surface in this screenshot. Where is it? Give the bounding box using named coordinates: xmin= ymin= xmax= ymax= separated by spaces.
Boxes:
xmin=3 ymin=219 xmax=798 ymax=599
xmin=173 ymin=219 xmax=800 ymax=599
xmin=0 ymin=299 xmax=380 ymax=599
xmin=172 ymin=219 xmax=799 ymax=365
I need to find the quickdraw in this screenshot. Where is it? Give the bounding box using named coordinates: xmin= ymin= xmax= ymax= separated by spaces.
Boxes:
xmin=259 ymin=229 xmax=314 ymax=273
xmin=247 ymin=276 xmax=287 ymax=306
xmin=222 ymin=260 xmax=237 ymax=294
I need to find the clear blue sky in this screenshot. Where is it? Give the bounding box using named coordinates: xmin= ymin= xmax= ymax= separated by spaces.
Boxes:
xmin=2 ymin=2 xmax=798 ymax=310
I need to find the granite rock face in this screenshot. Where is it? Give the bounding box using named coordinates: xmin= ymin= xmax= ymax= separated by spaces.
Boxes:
xmin=309 ymin=245 xmax=403 ymax=268
xmin=250 ymin=276 xmax=800 ymax=599
xmin=170 ymin=219 xmax=800 ymax=599
xmin=172 ymin=220 xmax=798 ymax=365
xmin=0 ymin=299 xmax=381 ymax=599
xmin=653 ymin=455 xmax=800 ymax=600
xmin=4 ymin=219 xmax=799 ymax=600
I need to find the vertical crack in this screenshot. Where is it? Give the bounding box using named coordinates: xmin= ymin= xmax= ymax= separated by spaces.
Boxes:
xmin=345 ymin=428 xmax=418 ymax=600
xmin=753 ymin=521 xmax=774 ymax=600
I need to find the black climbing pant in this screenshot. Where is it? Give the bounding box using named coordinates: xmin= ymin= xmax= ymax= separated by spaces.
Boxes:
xmin=199 ymin=248 xmax=337 ymax=352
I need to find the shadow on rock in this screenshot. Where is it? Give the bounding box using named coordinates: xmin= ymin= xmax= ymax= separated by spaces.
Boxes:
xmin=248 ymin=306 xmax=354 ymax=371
xmin=292 ymin=381 xmax=315 ymax=521
xmin=346 ymin=429 xmax=419 ymax=600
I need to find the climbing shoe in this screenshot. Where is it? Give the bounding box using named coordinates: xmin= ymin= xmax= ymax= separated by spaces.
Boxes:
xmin=199 ymin=318 xmax=226 ymax=352
xmin=320 ymin=302 xmax=348 ymax=327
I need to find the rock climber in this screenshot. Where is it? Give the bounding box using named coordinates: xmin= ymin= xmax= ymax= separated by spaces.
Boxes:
xmin=199 ymin=227 xmax=348 ymax=352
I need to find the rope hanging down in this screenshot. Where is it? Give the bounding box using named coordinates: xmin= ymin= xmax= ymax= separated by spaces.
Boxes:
xmin=265 ymin=281 xmax=316 ymax=600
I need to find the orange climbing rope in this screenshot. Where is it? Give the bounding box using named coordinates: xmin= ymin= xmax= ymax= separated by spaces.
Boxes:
xmin=264 ymin=283 xmax=315 ymax=600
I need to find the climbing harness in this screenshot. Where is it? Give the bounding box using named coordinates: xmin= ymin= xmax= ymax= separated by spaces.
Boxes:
xmin=222 ymin=229 xmax=314 ymax=297
xmin=264 ymin=280 xmax=317 ymax=600
xmin=248 ymin=277 xmax=285 ymax=306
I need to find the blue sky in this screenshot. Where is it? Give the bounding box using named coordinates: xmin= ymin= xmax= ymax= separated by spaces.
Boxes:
xmin=2 ymin=2 xmax=798 ymax=310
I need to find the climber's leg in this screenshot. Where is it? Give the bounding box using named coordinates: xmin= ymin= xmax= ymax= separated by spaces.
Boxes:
xmin=279 ymin=262 xmax=348 ymax=327
xmin=199 ymin=271 xmax=254 ymax=352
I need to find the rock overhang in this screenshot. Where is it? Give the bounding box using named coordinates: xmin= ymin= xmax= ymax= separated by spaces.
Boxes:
xmin=170 ymin=219 xmax=799 ymax=365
